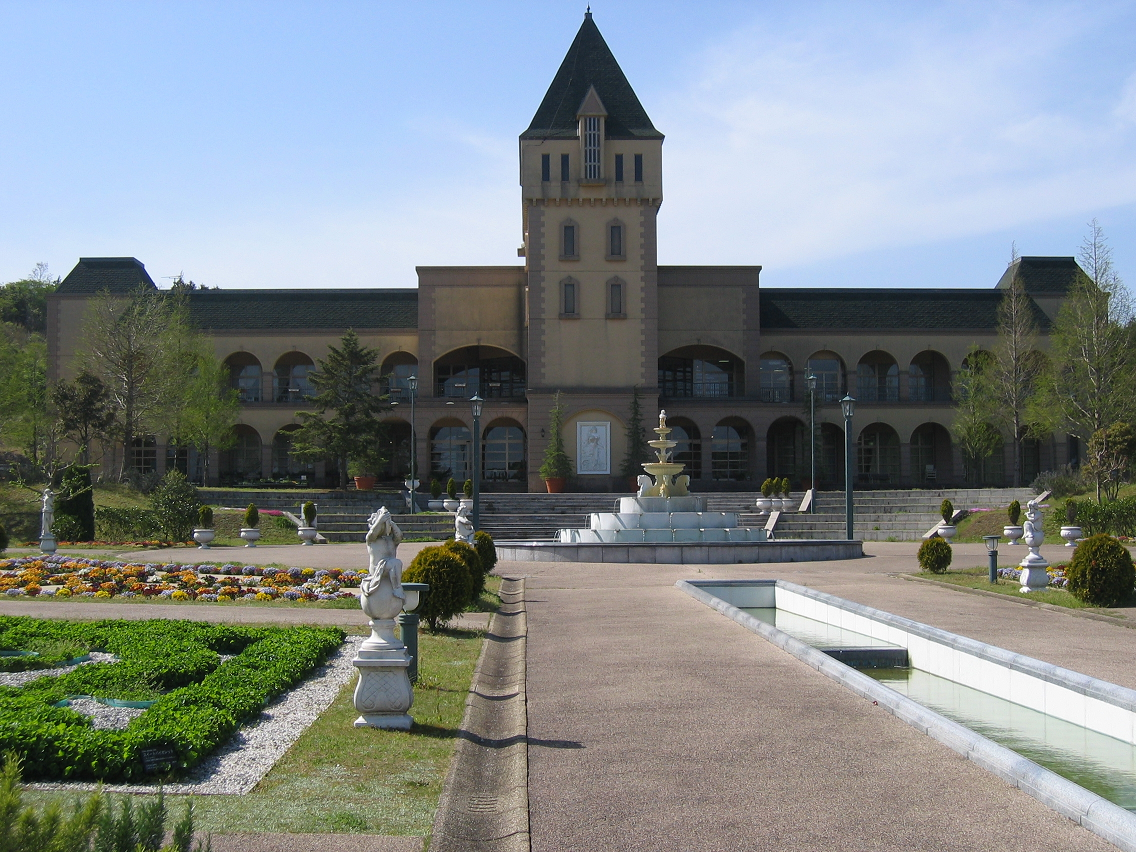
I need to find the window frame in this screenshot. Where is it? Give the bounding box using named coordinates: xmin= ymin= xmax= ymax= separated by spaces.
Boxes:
xmin=634 ymin=153 xmax=644 ymax=183
xmin=614 ymin=153 xmax=624 ymax=183
xmin=560 ymin=153 xmax=570 ymax=182
xmin=559 ymin=219 xmax=579 ymax=261
xmin=605 ymin=219 xmax=626 ymax=260
xmin=560 ymin=277 xmax=580 ymax=318
xmin=583 ymin=116 xmax=602 ymax=180
xmin=541 ymin=153 xmax=551 ymax=182
xmin=606 ymin=277 xmax=626 ymax=319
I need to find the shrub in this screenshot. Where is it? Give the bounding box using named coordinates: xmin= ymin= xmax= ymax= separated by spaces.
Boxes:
xmin=402 ymin=546 xmax=472 ymax=630
xmin=198 ymin=505 xmax=213 ymax=528
xmin=243 ymin=503 xmax=259 ymax=529
xmin=430 ymin=478 xmax=442 ymax=499
xmin=52 ymin=514 xmax=86 ymax=542
xmin=940 ymin=499 xmax=954 ymax=525
xmin=538 ymin=391 xmax=572 ymax=480
xmin=761 ymin=479 xmax=773 ymax=498
xmin=1030 ymin=465 xmax=1085 ymax=498
xmin=780 ymin=477 xmax=790 ymax=494
xmin=1007 ymin=500 xmax=1021 ymax=525
xmin=95 ymin=507 xmax=160 ymax=541
xmin=918 ymin=536 xmax=952 ymax=574
xmin=0 ymin=521 xmax=7 ymax=554
xmin=55 ymin=464 xmax=96 ymax=541
xmin=302 ymin=501 xmax=316 ymax=525
xmin=443 ymin=539 xmax=484 ymax=602
xmin=1065 ymin=534 xmax=1135 ymax=606
xmin=463 ymin=478 xmax=473 ymax=498
xmin=149 ymin=471 xmax=200 ymax=542
xmin=446 ymin=478 xmax=457 ymax=499
xmin=1077 ymin=497 xmax=1136 ymax=537
xmin=474 ymin=530 xmax=497 ymax=575
xmin=1065 ymin=499 xmax=1077 ymax=525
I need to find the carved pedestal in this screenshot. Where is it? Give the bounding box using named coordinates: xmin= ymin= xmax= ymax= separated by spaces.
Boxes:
xmin=352 ymin=617 xmax=413 ymax=729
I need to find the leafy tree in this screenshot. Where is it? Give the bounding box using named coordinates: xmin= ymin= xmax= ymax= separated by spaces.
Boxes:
xmin=1029 ymin=221 xmax=1136 ymax=495
xmin=538 ymin=391 xmax=572 ymax=480
xmin=0 ymin=263 xmax=57 ymax=334
xmin=149 ymin=470 xmax=200 ymax=542
xmin=989 ymin=244 xmax=1043 ymax=486
xmin=50 ymin=370 xmax=115 ymax=465
xmin=951 ymin=349 xmax=1003 ymax=484
xmin=154 ymin=346 xmax=239 ymax=485
xmin=0 ymin=326 xmax=50 ymax=466
xmin=54 ymin=463 xmax=96 ymax=541
xmin=619 ymin=387 xmax=652 ymax=479
xmin=289 ymin=329 xmax=389 ymax=489
xmin=1083 ymin=422 xmax=1135 ymax=502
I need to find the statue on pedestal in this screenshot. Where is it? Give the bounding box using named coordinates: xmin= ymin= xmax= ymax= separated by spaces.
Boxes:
xmin=39 ymin=489 xmax=57 ymax=554
xmin=454 ymin=504 xmax=474 ymax=544
xmin=1018 ymin=499 xmax=1050 ymax=592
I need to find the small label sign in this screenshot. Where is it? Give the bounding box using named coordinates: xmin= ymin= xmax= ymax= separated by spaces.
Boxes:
xmin=139 ymin=746 xmax=176 ymax=774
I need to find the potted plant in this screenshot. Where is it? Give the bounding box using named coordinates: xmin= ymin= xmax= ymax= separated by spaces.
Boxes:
xmin=193 ymin=505 xmax=215 ymax=549
xmin=349 ymin=459 xmax=376 ymax=492
xmin=298 ymin=500 xmax=318 ymax=545
xmin=461 ymin=478 xmax=474 ymax=509
xmin=757 ymin=479 xmax=773 ymax=515
xmin=240 ymin=503 xmax=261 ymax=547
xmin=779 ymin=477 xmax=794 ymax=512
xmin=1003 ymin=499 xmax=1023 ymax=545
xmin=444 ymin=478 xmax=460 ymax=513
xmin=937 ymin=498 xmax=956 ymax=543
xmin=1060 ymin=499 xmax=1082 ymax=547
xmin=539 ymin=392 xmax=572 ymax=493
xmin=428 ymin=478 xmax=445 ymax=511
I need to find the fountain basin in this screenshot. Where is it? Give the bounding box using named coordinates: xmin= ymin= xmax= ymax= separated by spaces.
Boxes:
xmin=495 ymin=539 xmax=863 ymax=563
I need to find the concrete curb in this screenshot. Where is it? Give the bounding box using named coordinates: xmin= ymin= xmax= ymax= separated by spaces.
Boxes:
xmin=430 ymin=578 xmax=529 ymax=852
xmin=677 ymin=579 xmax=1136 ymax=852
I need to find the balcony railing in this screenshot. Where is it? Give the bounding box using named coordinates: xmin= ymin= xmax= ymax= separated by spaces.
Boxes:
xmin=759 ymin=387 xmax=792 ymax=403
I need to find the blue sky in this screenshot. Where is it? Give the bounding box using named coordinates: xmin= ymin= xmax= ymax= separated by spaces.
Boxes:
xmin=2 ymin=1 xmax=1135 ymax=291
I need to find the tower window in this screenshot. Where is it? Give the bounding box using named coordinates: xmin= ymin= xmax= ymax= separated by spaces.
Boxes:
xmin=583 ymin=116 xmax=601 ymax=180
xmin=561 ymin=278 xmax=579 ymax=317
xmin=560 ymin=220 xmax=579 ymax=260
xmin=607 ymin=278 xmax=625 ymax=318
xmin=634 ymin=154 xmax=643 ymax=182
xmin=541 ymin=153 xmax=550 ymax=182
xmin=606 ymin=221 xmax=625 ymax=260
xmin=615 ymin=154 xmax=624 ymax=182
xmin=561 ymin=153 xmax=570 ymax=182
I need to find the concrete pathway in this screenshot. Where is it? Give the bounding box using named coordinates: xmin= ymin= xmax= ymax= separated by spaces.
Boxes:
xmin=515 ymin=542 xmax=1133 ymax=851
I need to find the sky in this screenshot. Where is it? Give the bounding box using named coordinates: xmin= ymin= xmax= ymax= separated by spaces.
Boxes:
xmin=2 ymin=0 xmax=1136 ymax=292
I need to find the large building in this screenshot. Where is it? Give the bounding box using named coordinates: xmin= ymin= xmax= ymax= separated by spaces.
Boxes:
xmin=47 ymin=12 xmax=1083 ymax=492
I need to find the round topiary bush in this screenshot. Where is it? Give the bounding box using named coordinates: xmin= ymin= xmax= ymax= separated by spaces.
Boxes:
xmin=1065 ymin=534 xmax=1135 ymax=606
xmin=918 ymin=536 xmax=952 ymax=574
xmin=443 ymin=539 xmax=484 ymax=602
xmin=403 ymin=546 xmax=473 ymax=630
xmin=474 ymin=530 xmax=497 ymax=575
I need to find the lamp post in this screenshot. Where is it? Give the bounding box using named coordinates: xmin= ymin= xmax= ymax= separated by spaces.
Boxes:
xmin=806 ymin=374 xmax=817 ymax=513
xmin=470 ymin=394 xmax=484 ymax=530
xmin=841 ymin=395 xmax=855 ymax=540
xmin=984 ymin=535 xmax=1001 ymax=584
xmin=408 ymin=374 xmax=418 ymax=514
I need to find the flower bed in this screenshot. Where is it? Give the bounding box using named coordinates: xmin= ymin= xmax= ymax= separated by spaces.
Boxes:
xmin=0 ymin=555 xmax=362 ymax=602
xmin=0 ymin=615 xmax=344 ymax=781
xmin=997 ymin=563 xmax=1068 ymax=588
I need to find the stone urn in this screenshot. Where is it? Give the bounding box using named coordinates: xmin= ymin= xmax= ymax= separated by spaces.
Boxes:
xmin=460 ymin=497 xmax=473 ymax=512
xmin=443 ymin=498 xmax=459 ymax=513
xmin=297 ymin=526 xmax=318 ymax=545
xmin=427 ymin=498 xmax=445 ymax=511
xmin=193 ymin=529 xmax=215 ymax=549
xmin=779 ymin=493 xmax=795 ymax=513
xmin=1002 ymin=525 xmax=1023 ymax=546
xmin=756 ymin=496 xmax=773 ymax=515
xmin=1060 ymin=526 xmax=1082 ymax=547
xmin=937 ymin=524 xmax=957 ymax=543
xmin=239 ymin=528 xmax=261 ymax=547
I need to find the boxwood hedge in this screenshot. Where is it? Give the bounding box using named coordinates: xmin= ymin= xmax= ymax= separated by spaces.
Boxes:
xmin=0 ymin=616 xmax=344 ymax=782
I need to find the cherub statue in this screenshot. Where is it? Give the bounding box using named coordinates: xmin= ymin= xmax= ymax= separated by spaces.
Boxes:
xmin=363 ymin=507 xmax=404 ymax=603
xmin=455 ymin=504 xmax=474 ymax=544
xmin=659 ymin=409 xmax=667 ymax=430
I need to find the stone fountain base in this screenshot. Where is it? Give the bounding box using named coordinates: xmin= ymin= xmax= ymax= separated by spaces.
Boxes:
xmin=496 ymin=539 xmax=863 ymax=564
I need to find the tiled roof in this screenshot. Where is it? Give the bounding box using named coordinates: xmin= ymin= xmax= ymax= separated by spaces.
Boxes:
xmin=521 ymin=12 xmax=662 ymax=141
xmin=186 ymin=289 xmax=418 ymax=330
xmin=759 ymin=289 xmax=1052 ymax=331
xmin=56 ymin=257 xmax=157 ymax=294
xmin=997 ymin=257 xmax=1084 ymax=293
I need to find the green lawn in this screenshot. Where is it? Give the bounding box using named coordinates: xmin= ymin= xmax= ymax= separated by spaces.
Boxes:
xmin=912 ymin=566 xmax=1128 ymax=614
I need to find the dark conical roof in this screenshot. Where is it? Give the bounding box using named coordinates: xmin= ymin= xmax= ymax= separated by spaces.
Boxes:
xmin=522 ymin=12 xmax=662 ymax=141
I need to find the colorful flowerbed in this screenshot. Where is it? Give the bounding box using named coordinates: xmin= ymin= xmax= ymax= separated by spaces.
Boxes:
xmin=0 ymin=555 xmax=362 ymax=602
xmin=997 ymin=564 xmax=1068 ymax=588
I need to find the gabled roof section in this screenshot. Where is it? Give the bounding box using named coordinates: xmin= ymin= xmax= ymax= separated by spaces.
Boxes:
xmin=577 ymin=84 xmax=607 ymax=116
xmin=56 ymin=257 xmax=157 ymax=294
xmin=522 ymin=11 xmax=662 ymax=141
xmin=759 ymin=289 xmax=1052 ymax=331
xmin=186 ymin=289 xmax=418 ymax=331
xmin=997 ymin=257 xmax=1084 ymax=293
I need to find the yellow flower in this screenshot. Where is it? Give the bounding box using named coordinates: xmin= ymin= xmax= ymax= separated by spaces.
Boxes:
xmin=94 ymin=590 xmax=112 ymax=599
xmin=171 ymin=590 xmax=190 ymax=601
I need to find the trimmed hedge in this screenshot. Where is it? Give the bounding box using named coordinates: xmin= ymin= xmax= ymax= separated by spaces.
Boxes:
xmin=1065 ymin=534 xmax=1135 ymax=606
xmin=95 ymin=507 xmax=161 ymax=542
xmin=403 ymin=546 xmax=472 ymax=631
xmin=0 ymin=616 xmax=343 ymax=782
xmin=918 ymin=536 xmax=952 ymax=573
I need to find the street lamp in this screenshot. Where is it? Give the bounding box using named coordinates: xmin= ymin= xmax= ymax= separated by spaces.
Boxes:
xmin=470 ymin=394 xmax=484 ymax=530
xmin=408 ymin=375 xmax=418 ymax=514
xmin=806 ymin=374 xmax=817 ymax=513
xmin=984 ymin=535 xmax=1001 ymax=584
xmin=841 ymin=395 xmax=856 ymax=540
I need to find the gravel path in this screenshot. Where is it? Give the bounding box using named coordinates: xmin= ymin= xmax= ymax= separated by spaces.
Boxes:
xmin=29 ymin=636 xmax=364 ymax=796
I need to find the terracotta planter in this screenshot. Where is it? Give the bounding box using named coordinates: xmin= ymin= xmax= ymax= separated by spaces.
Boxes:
xmin=544 ymin=477 xmax=566 ymax=494
xmin=354 ymin=476 xmax=376 ymax=492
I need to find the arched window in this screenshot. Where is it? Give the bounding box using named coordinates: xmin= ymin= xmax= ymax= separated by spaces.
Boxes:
xmin=856 ymin=352 xmax=899 ymax=402
xmin=712 ymin=420 xmax=750 ymax=481
xmin=483 ymin=422 xmax=526 ymax=483
xmin=668 ymin=419 xmax=701 ymax=480
xmin=806 ymin=352 xmax=846 ymax=403
xmin=766 ymin=417 xmax=806 ymax=481
xmin=381 ymin=352 xmax=418 ymax=402
xmin=225 ymin=353 xmax=262 ymax=403
xmin=659 ymin=346 xmax=743 ymax=399
xmin=435 ymin=346 xmax=526 ymax=399
xmin=909 ymin=351 xmax=951 ymax=403
xmin=856 ymin=424 xmax=900 ymax=484
xmin=221 ymin=426 xmax=262 ymax=483
xmin=759 ymin=353 xmax=793 ymax=403
xmin=274 ymin=352 xmax=315 ymax=403
xmin=911 ymin=423 xmax=952 ymax=484
xmin=272 ymin=426 xmax=313 ymax=480
xmin=431 ymin=424 xmax=471 ymax=482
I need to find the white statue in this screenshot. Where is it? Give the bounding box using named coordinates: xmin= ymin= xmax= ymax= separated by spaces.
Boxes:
xmin=1018 ymin=498 xmax=1050 ymax=591
xmin=362 ymin=507 xmax=404 ymax=606
xmin=636 ymin=474 xmax=653 ymax=497
xmin=40 ymin=489 xmax=54 ymax=538
xmin=659 ymin=409 xmax=667 ymax=430
xmin=455 ymin=504 xmax=474 ymax=544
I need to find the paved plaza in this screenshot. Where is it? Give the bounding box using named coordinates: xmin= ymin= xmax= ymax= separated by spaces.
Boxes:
xmin=3 ymin=541 xmax=1133 ymax=850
